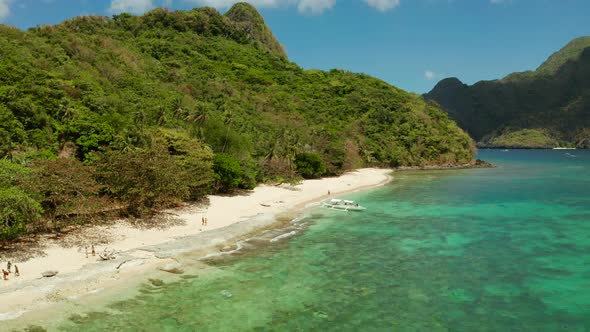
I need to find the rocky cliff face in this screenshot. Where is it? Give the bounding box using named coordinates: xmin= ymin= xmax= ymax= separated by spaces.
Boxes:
xmin=425 ymin=37 xmax=590 ymax=148
xmin=225 ymin=2 xmax=286 ymax=57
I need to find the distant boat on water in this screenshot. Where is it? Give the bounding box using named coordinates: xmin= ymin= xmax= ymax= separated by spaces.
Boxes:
xmin=322 ymin=199 xmax=366 ymax=211
xmin=553 ymin=147 xmax=576 ymax=150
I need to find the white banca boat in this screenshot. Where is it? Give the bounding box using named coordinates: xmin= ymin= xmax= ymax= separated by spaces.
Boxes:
xmin=322 ymin=199 xmax=366 ymax=211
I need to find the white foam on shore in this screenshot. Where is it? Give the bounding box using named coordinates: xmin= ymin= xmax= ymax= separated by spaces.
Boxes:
xmin=291 ymin=215 xmax=308 ymax=224
xmin=200 ymin=240 xmax=248 ymax=260
xmin=270 ymin=231 xmax=297 ymax=242
xmin=0 ymin=310 xmax=28 ymax=321
xmin=199 ymin=213 xmax=311 ymax=260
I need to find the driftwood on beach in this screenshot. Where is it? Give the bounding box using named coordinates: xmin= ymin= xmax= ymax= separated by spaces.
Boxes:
xmin=98 ymin=248 xmax=116 ymax=261
xmin=41 ymin=270 xmax=58 ymax=278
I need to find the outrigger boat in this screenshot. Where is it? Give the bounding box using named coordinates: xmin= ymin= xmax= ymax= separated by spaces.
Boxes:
xmin=322 ymin=199 xmax=366 ymax=211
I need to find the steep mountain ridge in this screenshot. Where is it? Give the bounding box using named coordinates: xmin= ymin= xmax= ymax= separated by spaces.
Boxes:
xmin=425 ymin=37 xmax=590 ymax=148
xmin=536 ymin=36 xmax=590 ymax=76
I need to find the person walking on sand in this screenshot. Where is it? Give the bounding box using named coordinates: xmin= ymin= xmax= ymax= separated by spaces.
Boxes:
xmin=201 ymin=216 xmax=205 ymax=226
xmin=14 ymin=265 xmax=19 ymax=277
xmin=91 ymin=244 xmax=96 ymax=256
xmin=2 ymin=269 xmax=8 ymax=280
xmin=7 ymin=261 xmax=12 ymax=273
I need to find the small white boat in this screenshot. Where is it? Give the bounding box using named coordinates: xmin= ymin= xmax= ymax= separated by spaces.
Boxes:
xmin=322 ymin=199 xmax=366 ymax=211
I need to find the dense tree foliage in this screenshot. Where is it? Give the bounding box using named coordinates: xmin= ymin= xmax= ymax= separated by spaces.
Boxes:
xmin=0 ymin=187 xmax=42 ymax=239
xmin=294 ymin=153 xmax=326 ymax=179
xmin=213 ymin=152 xmax=245 ymax=192
xmin=31 ymin=158 xmax=104 ymax=224
xmin=95 ymin=144 xmax=193 ymax=217
xmin=425 ymin=37 xmax=590 ymax=148
xmin=0 ymin=3 xmax=475 ymax=239
xmin=0 ymin=160 xmax=42 ymax=239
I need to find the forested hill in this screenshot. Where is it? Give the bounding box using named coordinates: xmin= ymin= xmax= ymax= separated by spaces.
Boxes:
xmin=0 ymin=3 xmax=475 ymax=239
xmin=425 ymin=36 xmax=590 ymax=149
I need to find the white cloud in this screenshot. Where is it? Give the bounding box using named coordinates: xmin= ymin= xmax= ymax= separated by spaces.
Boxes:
xmin=424 ymin=71 xmax=437 ymax=80
xmin=363 ymin=0 xmax=399 ymax=12
xmin=188 ymin=0 xmax=279 ymax=10
xmin=187 ymin=0 xmax=336 ymax=15
xmin=296 ymin=0 xmax=335 ymax=14
xmin=187 ymin=0 xmax=407 ymax=14
xmin=0 ymin=0 xmax=12 ymax=22
xmin=109 ymin=0 xmax=156 ymax=14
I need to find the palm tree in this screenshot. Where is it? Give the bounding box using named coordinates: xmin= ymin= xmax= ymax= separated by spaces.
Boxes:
xmin=281 ymin=129 xmax=301 ymax=170
xmin=185 ymin=101 xmax=210 ymax=126
xmin=221 ymin=104 xmax=234 ymax=153
xmin=184 ymin=101 xmax=212 ymax=139
xmin=171 ymin=96 xmax=184 ymax=119
xmin=58 ymin=102 xmax=76 ymax=121
xmin=264 ymin=128 xmax=301 ymax=171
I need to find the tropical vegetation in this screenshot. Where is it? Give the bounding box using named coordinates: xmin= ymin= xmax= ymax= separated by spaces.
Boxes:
xmin=0 ymin=3 xmax=475 ymax=240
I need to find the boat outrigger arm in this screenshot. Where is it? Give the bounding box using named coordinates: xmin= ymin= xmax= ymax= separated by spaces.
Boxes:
xmin=322 ymin=199 xmax=367 ymax=211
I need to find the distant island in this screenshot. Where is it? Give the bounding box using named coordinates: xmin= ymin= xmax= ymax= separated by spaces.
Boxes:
xmin=425 ymin=36 xmax=590 ymax=149
xmin=0 ymin=3 xmax=475 ymax=241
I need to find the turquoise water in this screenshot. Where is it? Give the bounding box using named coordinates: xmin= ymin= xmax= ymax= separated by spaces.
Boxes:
xmin=49 ymin=150 xmax=590 ymax=331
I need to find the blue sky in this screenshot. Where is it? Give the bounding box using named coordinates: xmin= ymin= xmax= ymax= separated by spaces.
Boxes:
xmin=1 ymin=0 xmax=588 ymax=93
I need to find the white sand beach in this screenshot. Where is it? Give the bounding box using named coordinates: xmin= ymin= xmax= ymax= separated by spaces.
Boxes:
xmin=0 ymin=168 xmax=391 ymax=325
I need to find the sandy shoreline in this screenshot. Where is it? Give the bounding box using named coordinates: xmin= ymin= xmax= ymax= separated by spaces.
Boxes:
xmin=0 ymin=168 xmax=392 ymax=327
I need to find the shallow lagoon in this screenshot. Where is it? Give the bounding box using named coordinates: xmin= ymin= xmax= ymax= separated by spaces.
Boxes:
xmin=47 ymin=150 xmax=590 ymax=331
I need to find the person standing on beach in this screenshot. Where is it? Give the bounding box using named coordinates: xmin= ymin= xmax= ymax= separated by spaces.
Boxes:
xmin=7 ymin=261 xmax=11 ymax=273
xmin=91 ymin=245 xmax=96 ymax=256
xmin=85 ymin=246 xmax=89 ymax=258
xmin=205 ymin=217 xmax=208 ymax=226
xmin=14 ymin=265 xmax=19 ymax=277
xmin=201 ymin=216 xmax=205 ymax=226
xmin=2 ymin=269 xmax=8 ymax=280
